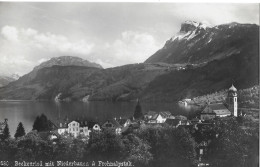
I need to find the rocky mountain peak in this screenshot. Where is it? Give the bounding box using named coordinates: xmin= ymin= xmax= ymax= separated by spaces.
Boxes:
xmin=180 ymin=20 xmax=211 ymax=33
xmin=145 ymin=21 xmax=258 ymax=65
xmin=180 ymin=21 xmax=200 ymax=32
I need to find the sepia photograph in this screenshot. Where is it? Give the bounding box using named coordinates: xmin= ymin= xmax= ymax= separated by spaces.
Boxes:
xmin=0 ymin=1 xmax=259 ymax=167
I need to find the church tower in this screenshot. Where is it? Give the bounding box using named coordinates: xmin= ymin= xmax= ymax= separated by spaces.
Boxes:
xmin=227 ymin=84 xmax=238 ymax=117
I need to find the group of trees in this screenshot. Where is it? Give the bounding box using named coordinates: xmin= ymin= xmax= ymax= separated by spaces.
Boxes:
xmin=237 ymin=85 xmax=259 ymax=108
xmin=33 ymin=114 xmax=52 ymax=132
xmin=191 ymin=117 xmax=259 ymax=167
xmin=0 ymin=121 xmax=25 ymax=140
xmin=0 ymin=123 xmax=197 ymax=167
xmin=0 ymin=113 xmax=50 ymax=142
xmin=0 ymin=112 xmax=258 ymax=167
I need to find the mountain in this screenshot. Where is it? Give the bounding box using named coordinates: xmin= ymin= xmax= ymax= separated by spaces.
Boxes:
xmin=145 ymin=21 xmax=258 ymax=65
xmin=0 ymin=74 xmax=20 ymax=87
xmin=0 ymin=21 xmax=258 ymax=102
xmin=0 ymin=76 xmax=15 ymax=87
xmin=0 ymin=62 xmax=172 ymax=100
xmin=141 ymin=48 xmax=258 ymax=102
xmin=34 ymin=56 xmax=103 ymax=71
xmin=140 ymin=21 xmax=259 ymax=102
xmin=0 ymin=56 xmax=105 ymax=100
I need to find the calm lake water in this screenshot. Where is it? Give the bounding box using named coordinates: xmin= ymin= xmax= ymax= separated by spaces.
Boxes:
xmin=0 ymin=101 xmax=199 ymax=136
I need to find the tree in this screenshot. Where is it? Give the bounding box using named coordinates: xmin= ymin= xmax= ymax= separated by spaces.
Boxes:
xmin=32 ymin=114 xmax=51 ymax=132
xmin=15 ymin=122 xmax=26 ymax=139
xmin=0 ymin=138 xmax=18 ymax=161
xmin=1 ymin=123 xmax=10 ymax=140
xmin=84 ymin=129 xmax=125 ymax=161
xmin=32 ymin=116 xmax=41 ymax=131
xmin=122 ymin=133 xmax=152 ymax=167
xmin=136 ymin=125 xmax=197 ymax=167
xmin=133 ymin=99 xmax=143 ymax=120
xmin=206 ymin=117 xmax=259 ymax=167
xmin=15 ymin=131 xmax=53 ymax=161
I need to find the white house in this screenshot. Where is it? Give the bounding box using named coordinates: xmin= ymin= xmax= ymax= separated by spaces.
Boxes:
xmin=87 ymin=121 xmax=101 ymax=132
xmin=145 ymin=111 xmax=173 ymax=124
xmin=147 ymin=113 xmax=167 ymax=124
xmin=58 ymin=120 xmax=90 ymax=138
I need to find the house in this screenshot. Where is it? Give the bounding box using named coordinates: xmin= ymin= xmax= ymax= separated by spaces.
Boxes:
xmin=200 ymin=103 xmax=231 ymax=120
xmin=191 ymin=117 xmax=202 ymax=124
xmin=175 ymin=115 xmax=187 ymax=121
xmin=87 ymin=121 xmax=101 ymax=131
xmin=117 ymin=118 xmax=131 ymax=127
xmin=160 ymin=111 xmax=172 ymax=119
xmin=144 ymin=111 xmax=157 ymax=120
xmin=102 ymin=119 xmax=122 ymax=134
xmin=147 ymin=113 xmax=167 ymax=123
xmin=48 ymin=120 xmax=58 ymax=131
xmin=121 ymin=122 xmax=140 ymax=135
xmin=38 ymin=131 xmax=59 ymax=141
xmin=58 ymin=120 xmax=90 ymax=138
xmin=58 ymin=122 xmax=69 ymax=135
xmin=68 ymin=120 xmax=90 ymax=137
xmin=164 ymin=114 xmax=191 ymax=127
xmin=145 ymin=111 xmax=173 ymax=124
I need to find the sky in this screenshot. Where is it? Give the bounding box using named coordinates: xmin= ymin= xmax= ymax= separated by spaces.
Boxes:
xmin=0 ymin=2 xmax=258 ymax=76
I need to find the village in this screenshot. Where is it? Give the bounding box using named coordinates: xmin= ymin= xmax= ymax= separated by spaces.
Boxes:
xmin=0 ymin=84 xmax=258 ymax=167
xmin=48 ymin=84 xmax=240 ymax=165
xmin=53 ymin=84 xmax=238 ymax=137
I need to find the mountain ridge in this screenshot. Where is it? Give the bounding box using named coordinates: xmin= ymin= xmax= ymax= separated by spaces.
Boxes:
xmin=145 ymin=21 xmax=258 ymax=65
xmin=0 ymin=21 xmax=258 ymax=102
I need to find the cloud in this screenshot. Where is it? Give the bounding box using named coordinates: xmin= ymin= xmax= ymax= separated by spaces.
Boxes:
xmin=0 ymin=25 xmax=95 ymax=75
xmin=96 ymin=31 xmax=162 ymax=68
xmin=0 ymin=26 xmax=161 ymax=75
xmin=1 ymin=26 xmax=19 ymax=42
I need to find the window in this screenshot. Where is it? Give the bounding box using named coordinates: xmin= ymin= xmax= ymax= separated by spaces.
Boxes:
xmin=73 ymin=128 xmax=75 ymax=131
xmin=234 ymin=98 xmax=236 ymax=102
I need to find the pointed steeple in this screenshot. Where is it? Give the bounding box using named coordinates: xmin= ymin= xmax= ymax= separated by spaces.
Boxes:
xmin=229 ymin=84 xmax=237 ymax=92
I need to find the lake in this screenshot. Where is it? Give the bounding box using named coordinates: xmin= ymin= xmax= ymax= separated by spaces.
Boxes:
xmin=0 ymin=101 xmax=200 ymax=136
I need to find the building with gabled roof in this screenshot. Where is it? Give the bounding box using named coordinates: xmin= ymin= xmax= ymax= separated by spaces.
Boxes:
xmin=87 ymin=121 xmax=101 ymax=131
xmin=117 ymin=118 xmax=131 ymax=127
xmin=144 ymin=111 xmax=157 ymax=120
xmin=145 ymin=111 xmax=173 ymax=124
xmin=102 ymin=119 xmax=122 ymax=134
xmin=200 ymin=103 xmax=231 ymax=120
xmin=58 ymin=119 xmax=90 ymax=138
xmin=160 ymin=111 xmax=172 ymax=118
xmin=146 ymin=113 xmax=167 ymax=124
xmin=175 ymin=115 xmax=187 ymax=120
